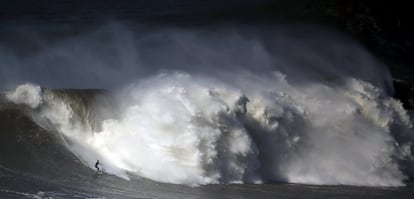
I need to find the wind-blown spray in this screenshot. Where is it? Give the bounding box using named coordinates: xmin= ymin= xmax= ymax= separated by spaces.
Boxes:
xmin=4 ymin=24 xmax=414 ymax=186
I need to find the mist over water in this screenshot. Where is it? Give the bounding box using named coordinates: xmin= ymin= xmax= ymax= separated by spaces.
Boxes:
xmin=0 ymin=23 xmax=392 ymax=90
xmin=3 ymin=23 xmax=414 ymax=186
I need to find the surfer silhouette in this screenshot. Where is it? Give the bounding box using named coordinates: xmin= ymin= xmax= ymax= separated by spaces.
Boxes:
xmin=95 ymin=160 xmax=101 ymax=172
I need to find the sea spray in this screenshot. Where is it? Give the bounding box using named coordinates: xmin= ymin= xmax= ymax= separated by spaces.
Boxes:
xmin=3 ymin=24 xmax=414 ymax=186
xmin=5 ymin=83 xmax=42 ymax=109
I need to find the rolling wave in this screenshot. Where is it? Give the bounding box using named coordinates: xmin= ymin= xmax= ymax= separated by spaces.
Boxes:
xmin=3 ymin=70 xmax=413 ymax=186
xmin=1 ymin=24 xmax=413 ymax=187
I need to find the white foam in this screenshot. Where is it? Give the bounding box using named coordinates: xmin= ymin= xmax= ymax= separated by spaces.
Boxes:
xmin=6 ymin=83 xmax=42 ymax=108
xmin=7 ymin=69 xmax=413 ymax=186
xmin=88 ymin=72 xmax=412 ymax=186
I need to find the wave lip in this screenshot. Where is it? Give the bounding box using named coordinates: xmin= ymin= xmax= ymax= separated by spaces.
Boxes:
xmin=5 ymin=84 xmax=42 ymax=108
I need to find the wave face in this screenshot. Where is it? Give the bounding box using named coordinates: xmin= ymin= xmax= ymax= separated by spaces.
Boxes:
xmin=2 ymin=24 xmax=414 ymax=186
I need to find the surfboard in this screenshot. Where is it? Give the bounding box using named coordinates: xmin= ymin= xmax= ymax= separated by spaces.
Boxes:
xmin=96 ymin=171 xmax=103 ymax=175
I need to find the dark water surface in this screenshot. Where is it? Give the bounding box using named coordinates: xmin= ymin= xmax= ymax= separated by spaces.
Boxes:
xmin=1 ymin=168 xmax=414 ymax=199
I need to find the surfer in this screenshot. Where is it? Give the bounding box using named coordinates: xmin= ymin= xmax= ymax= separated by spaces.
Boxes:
xmin=95 ymin=160 xmax=101 ymax=172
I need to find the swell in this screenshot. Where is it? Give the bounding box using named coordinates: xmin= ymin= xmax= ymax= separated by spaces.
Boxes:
xmin=0 ymin=108 xmax=83 ymax=177
xmin=0 ymin=88 xmax=113 ymax=178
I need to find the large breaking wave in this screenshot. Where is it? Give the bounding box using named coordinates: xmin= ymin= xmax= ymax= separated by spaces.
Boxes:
xmin=2 ymin=24 xmax=414 ymax=186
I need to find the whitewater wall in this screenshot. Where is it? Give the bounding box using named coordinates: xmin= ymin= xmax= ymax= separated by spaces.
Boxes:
xmin=2 ymin=24 xmax=414 ymax=186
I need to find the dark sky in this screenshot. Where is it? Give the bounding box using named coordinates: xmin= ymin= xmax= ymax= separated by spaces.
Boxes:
xmin=1 ymin=1 xmax=410 ymax=27
xmin=1 ymin=0 xmax=413 ymax=72
xmin=2 ymin=0 xmax=281 ymax=22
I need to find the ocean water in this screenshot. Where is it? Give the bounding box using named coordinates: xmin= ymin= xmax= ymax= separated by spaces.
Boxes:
xmin=1 ymin=5 xmax=414 ymax=198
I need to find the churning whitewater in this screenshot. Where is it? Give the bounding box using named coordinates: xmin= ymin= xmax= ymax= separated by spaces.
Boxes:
xmin=3 ymin=25 xmax=414 ymax=187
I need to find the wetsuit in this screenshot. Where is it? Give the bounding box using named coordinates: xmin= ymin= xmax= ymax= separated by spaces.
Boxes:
xmin=95 ymin=161 xmax=100 ymax=172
